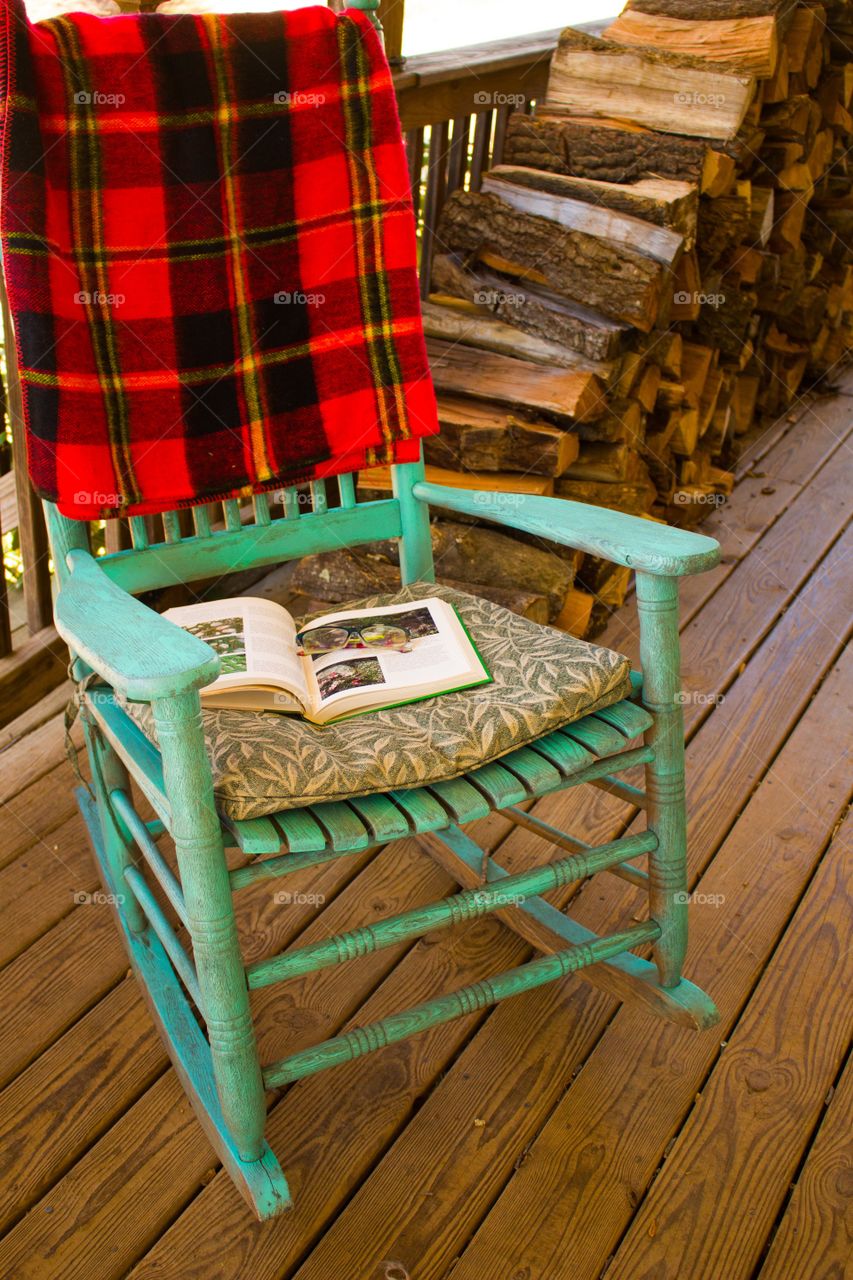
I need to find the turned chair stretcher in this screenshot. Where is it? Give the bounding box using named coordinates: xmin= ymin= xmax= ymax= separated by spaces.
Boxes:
xmin=46 ymin=459 xmax=721 ymax=1219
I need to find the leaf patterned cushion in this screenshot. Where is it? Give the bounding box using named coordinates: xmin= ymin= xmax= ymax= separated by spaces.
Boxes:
xmin=126 ymin=582 xmax=633 ymax=820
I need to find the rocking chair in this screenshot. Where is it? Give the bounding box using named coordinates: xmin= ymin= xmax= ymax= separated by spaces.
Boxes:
xmin=42 ymin=458 xmax=722 ymax=1218
xmin=5 ymin=0 xmax=722 ymax=1221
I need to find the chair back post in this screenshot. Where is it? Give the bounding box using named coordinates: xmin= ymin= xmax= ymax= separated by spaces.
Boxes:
xmin=392 ymin=457 xmax=435 ymax=584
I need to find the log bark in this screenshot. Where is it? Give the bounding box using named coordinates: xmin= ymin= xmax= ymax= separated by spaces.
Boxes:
xmin=437 ymin=190 xmax=668 ymax=333
xmin=627 ymin=0 xmax=795 ymax=19
xmin=425 ymin=397 xmax=580 ymax=478
xmin=505 ymin=112 xmax=724 ymax=188
xmin=480 ymin=171 xmax=685 ymax=266
xmin=488 ymin=165 xmax=699 ymax=247
xmin=430 ymin=254 xmax=628 ymax=362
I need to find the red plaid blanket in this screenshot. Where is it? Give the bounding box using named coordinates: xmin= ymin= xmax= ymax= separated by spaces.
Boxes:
xmin=0 ymin=0 xmax=438 ymax=518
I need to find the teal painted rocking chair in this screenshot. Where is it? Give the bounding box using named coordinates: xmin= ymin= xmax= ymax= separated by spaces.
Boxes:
xmin=43 ymin=455 xmax=723 ymax=1219
xmin=16 ymin=0 xmax=721 ymax=1220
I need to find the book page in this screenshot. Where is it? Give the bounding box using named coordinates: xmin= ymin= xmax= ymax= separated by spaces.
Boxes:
xmin=164 ymin=596 xmax=308 ymax=706
xmin=303 ymin=600 xmax=478 ymax=711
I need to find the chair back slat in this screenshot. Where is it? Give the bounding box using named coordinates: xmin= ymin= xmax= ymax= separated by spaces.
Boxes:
xmin=129 ymin=516 xmax=149 ymax=550
xmin=44 ymin=460 xmax=434 ymax=597
xmin=309 ymin=480 xmax=328 ymax=515
xmin=161 ymin=511 xmax=182 ymax=543
xmin=192 ymin=505 xmax=213 ymax=538
xmin=223 ymin=500 xmax=242 ymax=532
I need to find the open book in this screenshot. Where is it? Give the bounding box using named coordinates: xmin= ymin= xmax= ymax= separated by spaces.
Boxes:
xmin=163 ymin=596 xmax=491 ymax=725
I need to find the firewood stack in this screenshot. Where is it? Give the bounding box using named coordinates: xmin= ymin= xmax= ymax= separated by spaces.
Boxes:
xmin=350 ymin=0 xmax=853 ymax=637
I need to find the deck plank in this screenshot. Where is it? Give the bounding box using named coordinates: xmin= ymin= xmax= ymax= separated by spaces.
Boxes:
xmin=758 ymin=1049 xmax=853 ymax=1280
xmin=283 ymin=602 xmax=853 ymax=1280
xmin=605 ymin=805 xmax=852 ymax=1280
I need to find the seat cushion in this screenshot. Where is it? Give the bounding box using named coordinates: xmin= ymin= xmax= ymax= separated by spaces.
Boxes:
xmin=126 ymin=582 xmax=633 ymax=821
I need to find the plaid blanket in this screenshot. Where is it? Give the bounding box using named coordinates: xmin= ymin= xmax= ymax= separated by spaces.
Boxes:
xmin=0 ymin=1 xmax=438 ymax=518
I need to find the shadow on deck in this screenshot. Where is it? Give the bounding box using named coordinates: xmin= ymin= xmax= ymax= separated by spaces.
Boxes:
xmin=0 ymin=376 xmax=850 ymax=1280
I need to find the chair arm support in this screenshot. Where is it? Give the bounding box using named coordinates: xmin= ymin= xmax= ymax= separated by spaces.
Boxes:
xmin=413 ymin=482 xmax=721 ymax=577
xmin=55 ymin=549 xmax=221 ymax=701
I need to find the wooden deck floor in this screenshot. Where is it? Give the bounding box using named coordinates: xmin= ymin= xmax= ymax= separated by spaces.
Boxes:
xmin=0 ymin=380 xmax=850 ymax=1280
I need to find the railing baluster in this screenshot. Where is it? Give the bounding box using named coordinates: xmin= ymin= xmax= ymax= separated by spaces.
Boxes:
xmin=283 ymin=487 xmax=300 ymax=520
xmin=491 ymin=103 xmax=512 ymax=167
xmin=407 ymin=127 xmax=425 ymax=222
xmin=447 ymin=115 xmax=471 ymax=194
xmin=104 ymin=519 xmax=131 ymax=554
xmin=469 ymin=109 xmax=493 ymax=192
xmin=338 ymin=473 xmax=356 ymax=509
xmin=419 ymin=120 xmax=450 ymax=299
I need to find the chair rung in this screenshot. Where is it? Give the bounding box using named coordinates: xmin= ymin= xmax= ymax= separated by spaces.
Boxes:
xmin=245 ymin=831 xmax=658 ymax=990
xmin=589 ymin=775 xmax=649 ymax=809
xmin=123 ymin=866 xmax=202 ymax=1009
xmin=262 ymin=919 xmax=661 ymax=1087
xmin=111 ymin=787 xmax=187 ymax=926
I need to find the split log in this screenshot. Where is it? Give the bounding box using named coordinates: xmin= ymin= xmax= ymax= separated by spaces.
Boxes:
xmin=437 ymin=190 xmax=669 ymax=333
xmin=425 ymin=396 xmax=580 ymax=478
xmin=480 ymin=169 xmax=685 ymax=266
xmin=487 ymin=166 xmax=699 ymax=247
xmin=504 ymin=112 xmax=735 ymax=194
xmin=546 ymin=28 xmax=756 ymax=142
xmin=626 ymin=0 xmax=796 ymax=19
xmin=426 ymin=336 xmax=605 ymax=423
xmin=552 ymin=589 xmax=595 ymax=637
xmin=426 ymin=520 xmax=575 ymax=619
xmin=554 ymin=476 xmax=657 ymax=515
xmin=604 ymin=9 xmax=780 ymax=78
xmin=420 ymin=300 xmax=615 ymax=376
xmin=430 ymin=254 xmax=628 ymax=362
xmin=560 ymin=441 xmax=631 ymax=483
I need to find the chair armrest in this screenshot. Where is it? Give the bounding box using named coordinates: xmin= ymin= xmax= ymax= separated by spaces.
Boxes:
xmin=55 ymin=549 xmax=221 ymax=702
xmin=413 ymin=482 xmax=721 ymax=577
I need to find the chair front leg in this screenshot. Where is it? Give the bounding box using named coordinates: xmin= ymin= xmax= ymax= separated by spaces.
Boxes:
xmin=152 ymin=689 xmax=266 ymax=1163
xmin=635 ymin=572 xmax=688 ymax=989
